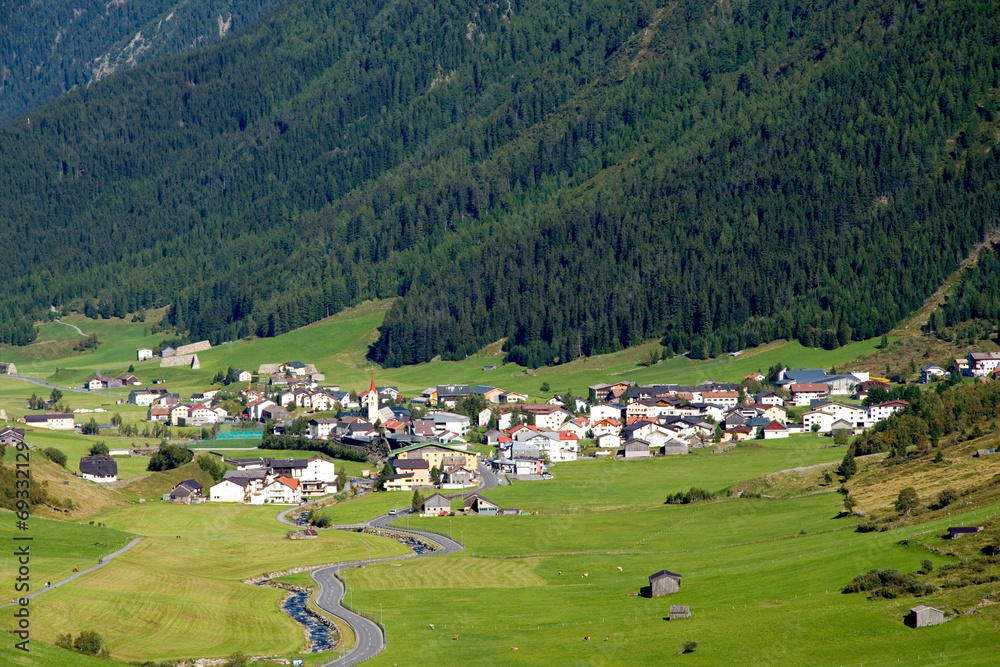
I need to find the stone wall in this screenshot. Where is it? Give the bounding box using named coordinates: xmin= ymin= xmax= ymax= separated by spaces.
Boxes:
xmin=176 ymin=340 xmax=212 ymax=355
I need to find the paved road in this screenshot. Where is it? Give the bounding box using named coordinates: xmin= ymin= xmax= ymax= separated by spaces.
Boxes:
xmin=0 ymin=537 xmax=143 ymax=608
xmin=305 ymin=461 xmax=498 ymax=666
xmin=8 ymin=373 xmax=125 ymax=398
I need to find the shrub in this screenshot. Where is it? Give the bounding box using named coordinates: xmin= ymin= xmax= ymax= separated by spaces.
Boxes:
xmin=88 ymin=441 xmax=109 ymax=456
xmin=933 ymin=487 xmax=958 ymax=509
xmin=42 ymin=447 xmax=67 ymax=467
xmin=678 ymin=640 xmax=699 ymax=654
xmin=147 ymin=444 xmax=193 ymax=471
xmin=73 ymin=630 xmax=103 ymax=655
xmin=843 ymin=569 xmax=938 ymax=599
xmin=895 ymin=487 xmax=919 ymax=515
xmin=666 ymin=487 xmax=716 ymax=504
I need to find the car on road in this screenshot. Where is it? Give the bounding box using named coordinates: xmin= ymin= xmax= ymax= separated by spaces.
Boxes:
xmin=388 ymin=509 xmax=397 ymax=515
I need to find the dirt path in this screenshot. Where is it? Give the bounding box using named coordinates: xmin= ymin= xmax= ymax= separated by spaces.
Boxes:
xmin=54 ymin=318 xmax=86 ymax=336
xmin=892 ymin=230 xmax=1000 ymax=337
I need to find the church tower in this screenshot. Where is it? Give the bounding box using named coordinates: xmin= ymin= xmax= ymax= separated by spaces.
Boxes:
xmin=364 ymin=373 xmax=379 ymax=424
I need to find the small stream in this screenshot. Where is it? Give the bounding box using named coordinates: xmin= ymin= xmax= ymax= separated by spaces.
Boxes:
xmin=282 ymin=589 xmax=338 ymax=652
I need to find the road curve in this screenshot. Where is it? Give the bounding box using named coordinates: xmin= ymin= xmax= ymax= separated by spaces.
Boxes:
xmin=302 ymin=461 xmax=498 ymax=666
xmin=8 ymin=373 xmax=125 ymax=398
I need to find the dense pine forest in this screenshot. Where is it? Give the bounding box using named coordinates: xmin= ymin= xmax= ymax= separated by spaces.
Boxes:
xmin=0 ymin=0 xmax=285 ymax=125
xmin=0 ymin=0 xmax=998 ymax=368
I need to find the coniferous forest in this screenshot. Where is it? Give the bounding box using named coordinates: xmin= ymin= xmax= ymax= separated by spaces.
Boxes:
xmin=0 ymin=0 xmax=998 ymax=367
xmin=0 ymin=0 xmax=286 ymax=125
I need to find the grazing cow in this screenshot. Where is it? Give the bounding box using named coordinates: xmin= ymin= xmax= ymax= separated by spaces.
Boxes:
xmin=582 ymin=572 xmax=589 ymax=577
xmin=511 ymin=647 xmax=518 ymax=651
xmin=584 ymin=636 xmax=591 ymax=641
xmin=616 ymin=566 xmax=622 ymax=571
xmin=428 ymin=623 xmax=434 ymax=630
xmin=453 ymin=634 xmax=459 ymax=640
xmin=605 ymin=636 xmax=610 ymax=641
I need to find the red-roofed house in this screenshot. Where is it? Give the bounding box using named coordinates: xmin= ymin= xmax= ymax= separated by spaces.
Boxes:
xmin=262 ymin=476 xmax=302 ymax=504
xmin=762 ymin=421 xmax=790 ymax=439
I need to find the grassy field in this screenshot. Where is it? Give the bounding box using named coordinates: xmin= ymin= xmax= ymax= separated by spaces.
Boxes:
xmin=337 ymin=450 xmax=1000 ymax=666
xmin=21 ymin=503 xmax=407 ymax=662
xmin=0 ymin=513 xmax=133 ymax=586
xmin=3 ymin=300 xmax=892 ymax=402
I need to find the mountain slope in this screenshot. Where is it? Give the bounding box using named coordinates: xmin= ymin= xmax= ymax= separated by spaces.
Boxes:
xmin=0 ymin=0 xmax=286 ymax=126
xmin=0 ymin=0 xmax=998 ymax=369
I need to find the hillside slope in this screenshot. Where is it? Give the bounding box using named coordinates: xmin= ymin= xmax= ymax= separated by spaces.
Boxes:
xmin=0 ymin=0 xmax=998 ymax=369
xmin=0 ymin=0 xmax=286 ymax=126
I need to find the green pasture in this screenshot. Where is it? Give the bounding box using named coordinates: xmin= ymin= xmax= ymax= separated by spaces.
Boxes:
xmin=0 ymin=642 xmax=133 ymax=667
xmin=346 ymin=493 xmax=1000 ymax=666
xmin=25 ymin=503 xmax=407 ymax=662
xmin=0 ymin=512 xmax=133 ymax=587
xmin=5 ymin=301 xmax=893 ymax=402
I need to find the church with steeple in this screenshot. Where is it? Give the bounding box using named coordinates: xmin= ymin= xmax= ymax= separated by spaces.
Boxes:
xmin=361 ymin=373 xmax=381 ymax=425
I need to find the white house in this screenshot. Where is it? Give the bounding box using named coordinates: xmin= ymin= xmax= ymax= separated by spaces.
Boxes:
xmin=262 ymin=477 xmax=302 ymax=504
xmin=235 ymin=369 xmax=253 ymax=383
xmin=761 ymin=421 xmax=790 ymax=439
xmin=308 ymin=418 xmax=338 ymax=440
xmin=595 ymin=433 xmax=622 ymax=449
xmin=868 ymin=400 xmax=909 ymax=422
xmin=591 ymin=418 xmax=621 ymax=437
xmin=210 ymin=479 xmax=248 ymax=502
xmin=968 ymin=352 xmax=1000 ymax=377
xmin=802 ymin=410 xmax=837 ymax=433
xmin=590 ymin=403 xmax=623 ymax=422
xmin=789 ymin=383 xmax=829 ymax=406
xmin=701 ymin=390 xmax=739 ymax=408
xmin=305 ymin=456 xmax=337 ymax=482
xmin=79 ymin=456 xmax=117 ymax=483
xmin=920 ymin=365 xmax=948 ymax=383
xmin=137 ymin=348 xmax=154 ymax=361
xmin=755 ymin=391 xmax=785 ymax=406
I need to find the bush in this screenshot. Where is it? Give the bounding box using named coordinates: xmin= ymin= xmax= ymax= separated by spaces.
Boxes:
xmin=665 ymin=487 xmax=716 ymax=504
xmin=895 ymin=487 xmax=919 ymax=515
xmin=42 ymin=447 xmax=67 ymax=467
xmin=88 ymin=441 xmax=109 ymax=456
xmin=934 ymin=487 xmax=958 ymax=509
xmin=678 ymin=640 xmax=699 ymax=654
xmin=843 ymin=569 xmax=938 ymax=599
xmin=73 ymin=630 xmax=103 ymax=655
xmin=147 ymin=444 xmax=193 ymax=471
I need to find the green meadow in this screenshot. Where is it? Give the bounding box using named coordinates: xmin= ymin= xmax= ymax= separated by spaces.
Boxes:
xmin=342 ymin=453 xmax=1000 ymax=666
xmin=2 ymin=301 xmax=891 ymax=401
xmin=17 ymin=503 xmax=407 ymax=662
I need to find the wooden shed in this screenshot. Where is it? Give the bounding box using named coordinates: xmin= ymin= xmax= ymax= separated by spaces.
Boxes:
xmin=623 ymin=439 xmax=651 ymax=459
xmin=906 ymin=605 xmax=944 ymax=628
xmin=669 ymin=605 xmax=692 ymax=620
xmin=649 ymin=570 xmax=682 ymax=596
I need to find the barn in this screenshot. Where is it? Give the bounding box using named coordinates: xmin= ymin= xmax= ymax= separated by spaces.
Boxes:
xmin=649 ymin=570 xmax=682 ymax=596
xmin=622 ymin=439 xmax=651 ymax=459
xmin=906 ymin=605 xmax=944 ymax=628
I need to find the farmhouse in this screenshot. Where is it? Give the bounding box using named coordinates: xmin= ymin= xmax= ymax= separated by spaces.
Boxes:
xmin=137 ymin=348 xmax=154 ymax=361
xmin=968 ymin=351 xmax=1000 ymax=377
xmin=0 ymin=426 xmax=25 ymax=446
xmin=165 ymin=480 xmax=203 ymax=503
xmin=906 ymin=605 xmax=945 ymax=628
xmin=23 ymin=413 xmax=75 ymax=430
xmin=464 ymin=493 xmax=499 ymax=515
xmin=422 ymin=493 xmax=451 ymax=515
xmin=649 ymin=570 xmax=682 ymax=596
xmin=79 ymin=456 xmax=118 ymax=483
xmin=210 ymin=478 xmax=249 ymax=503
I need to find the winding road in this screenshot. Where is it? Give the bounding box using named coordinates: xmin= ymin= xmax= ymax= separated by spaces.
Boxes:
xmin=286 ymin=462 xmax=500 ymax=666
